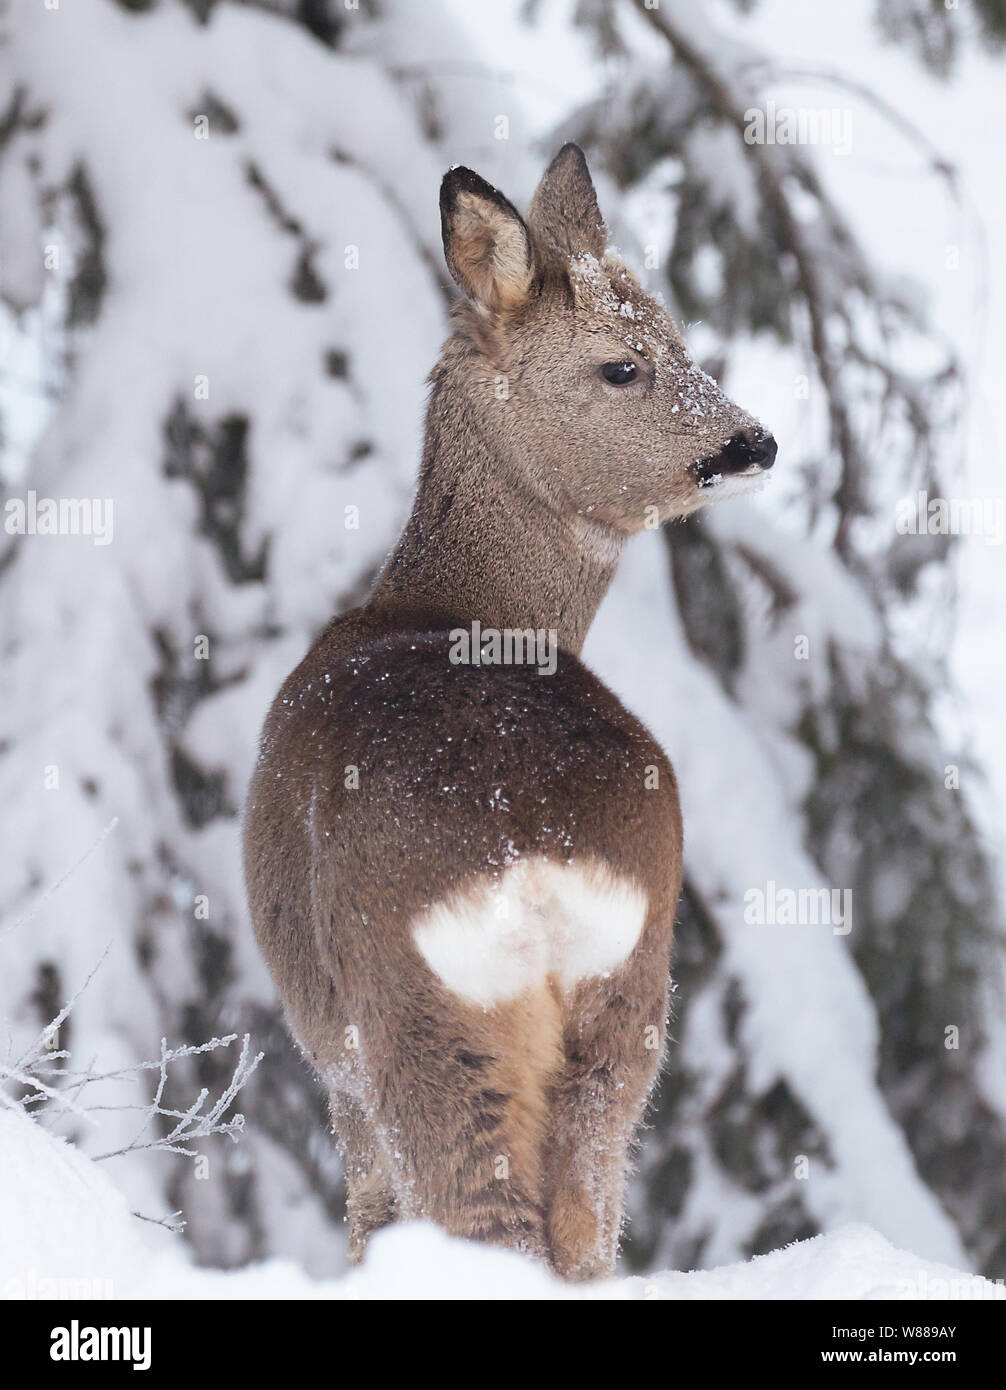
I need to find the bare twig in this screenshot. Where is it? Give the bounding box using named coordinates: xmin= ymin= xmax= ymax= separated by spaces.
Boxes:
xmin=131 ymin=1209 xmax=186 ymax=1235
xmin=0 ymin=818 xmax=119 ymax=939
xmin=91 ymin=1034 xmax=263 ymax=1161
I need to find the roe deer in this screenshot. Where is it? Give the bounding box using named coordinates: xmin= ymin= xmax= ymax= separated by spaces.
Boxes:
xmin=244 ymin=145 xmax=775 ymax=1281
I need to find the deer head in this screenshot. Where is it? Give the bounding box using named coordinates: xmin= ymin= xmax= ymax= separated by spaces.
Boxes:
xmin=438 ymin=144 xmax=776 ymax=533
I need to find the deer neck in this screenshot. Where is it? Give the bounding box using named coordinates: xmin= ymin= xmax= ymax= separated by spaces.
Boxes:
xmin=369 ymin=361 xmax=623 ymax=655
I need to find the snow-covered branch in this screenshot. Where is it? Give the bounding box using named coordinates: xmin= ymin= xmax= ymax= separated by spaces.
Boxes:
xmin=90 ymin=1034 xmax=263 ymax=1161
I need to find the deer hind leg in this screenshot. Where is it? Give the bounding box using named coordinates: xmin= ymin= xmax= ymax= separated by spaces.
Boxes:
xmin=334 ymin=987 xmax=562 ymax=1264
xmin=544 ymin=1058 xmax=638 ymax=1281
xmin=329 ymin=1092 xmax=397 ymax=1263
xmin=415 ymin=990 xmax=561 ymax=1260
xmin=545 ymin=937 xmax=672 ymax=1282
xmin=462 ymin=985 xmax=564 ymax=1258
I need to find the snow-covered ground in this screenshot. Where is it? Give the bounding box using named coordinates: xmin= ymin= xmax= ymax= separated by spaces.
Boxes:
xmin=2 ymin=1109 xmax=1000 ymax=1301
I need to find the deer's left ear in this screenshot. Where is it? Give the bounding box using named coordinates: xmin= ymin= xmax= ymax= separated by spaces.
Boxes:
xmin=440 ymin=166 xmax=535 ymax=313
xmin=528 ymin=143 xmax=606 ymax=262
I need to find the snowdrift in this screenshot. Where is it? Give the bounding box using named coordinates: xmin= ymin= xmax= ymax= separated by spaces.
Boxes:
xmin=1 ymin=1110 xmax=1000 ymax=1301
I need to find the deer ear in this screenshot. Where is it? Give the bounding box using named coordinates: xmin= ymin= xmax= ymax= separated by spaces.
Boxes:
xmin=528 ymin=143 xmax=606 ymax=262
xmin=440 ymin=167 xmax=535 ymax=313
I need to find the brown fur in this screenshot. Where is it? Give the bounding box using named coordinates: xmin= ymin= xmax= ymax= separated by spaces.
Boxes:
xmin=244 ymin=145 xmax=774 ymax=1280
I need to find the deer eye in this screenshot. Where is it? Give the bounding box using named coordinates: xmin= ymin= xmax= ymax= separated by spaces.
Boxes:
xmin=600 ymin=361 xmax=637 ymax=385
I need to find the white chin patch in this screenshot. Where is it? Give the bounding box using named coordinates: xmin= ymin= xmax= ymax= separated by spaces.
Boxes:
xmin=411 ymin=858 xmax=648 ymax=1008
xmin=698 ymin=467 xmax=767 ymax=502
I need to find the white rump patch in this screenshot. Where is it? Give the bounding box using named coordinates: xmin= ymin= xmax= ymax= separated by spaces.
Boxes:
xmin=411 ymin=858 xmax=648 ymax=1007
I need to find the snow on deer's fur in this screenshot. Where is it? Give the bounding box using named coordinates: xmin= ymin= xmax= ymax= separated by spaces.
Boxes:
xmin=244 ymin=145 xmax=776 ymax=1280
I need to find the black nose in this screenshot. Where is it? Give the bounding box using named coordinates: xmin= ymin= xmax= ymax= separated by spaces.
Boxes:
xmin=718 ymin=428 xmax=777 ymax=474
